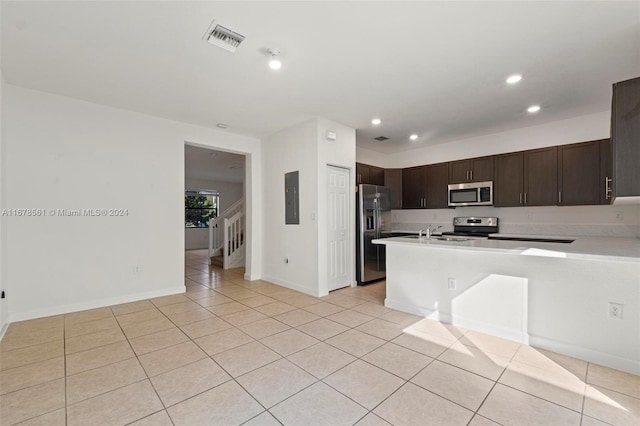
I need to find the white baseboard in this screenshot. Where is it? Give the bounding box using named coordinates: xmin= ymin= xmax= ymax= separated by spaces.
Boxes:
xmin=387 ymin=297 xmax=639 ymax=375
xmin=261 ymin=274 xmax=319 ymax=297
xmin=8 ymin=286 xmax=186 ymax=323
xmin=529 ymin=334 xmax=640 ymax=375
xmin=451 ymin=315 xmax=529 ymax=345
xmin=384 ymin=298 xmax=431 ymax=317
xmin=244 ymin=272 xmax=261 ymax=281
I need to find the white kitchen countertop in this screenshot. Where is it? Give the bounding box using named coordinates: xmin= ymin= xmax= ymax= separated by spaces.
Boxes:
xmin=374 ymin=234 xmax=640 ymax=263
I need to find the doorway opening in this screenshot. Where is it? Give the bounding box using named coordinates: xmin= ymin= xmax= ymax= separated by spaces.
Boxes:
xmin=184 ymin=144 xmax=246 ymax=274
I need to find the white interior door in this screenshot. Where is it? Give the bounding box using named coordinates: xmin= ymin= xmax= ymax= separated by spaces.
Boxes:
xmin=327 ymin=165 xmax=350 ymax=291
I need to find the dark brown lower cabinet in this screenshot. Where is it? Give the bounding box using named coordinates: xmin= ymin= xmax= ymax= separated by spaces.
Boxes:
xmin=558 ymin=140 xmax=602 ymax=206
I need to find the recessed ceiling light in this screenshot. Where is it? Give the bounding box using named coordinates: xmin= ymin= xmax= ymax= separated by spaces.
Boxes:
xmin=506 ymin=74 xmax=523 ymax=84
xmin=268 ymin=48 xmax=282 ymax=70
xmin=527 ymin=105 xmax=541 ymax=113
xmin=216 ymin=123 xmax=229 ymax=129
xmin=409 ymin=134 xmax=418 ymax=141
xmin=371 ymin=118 xmax=382 ymax=125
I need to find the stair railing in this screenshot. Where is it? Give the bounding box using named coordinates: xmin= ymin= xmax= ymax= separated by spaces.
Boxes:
xmin=223 ymin=211 xmax=245 ymax=269
xmin=209 ymin=198 xmax=244 ymax=259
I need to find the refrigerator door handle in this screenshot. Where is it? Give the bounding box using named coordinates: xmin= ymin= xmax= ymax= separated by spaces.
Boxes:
xmin=373 ymin=198 xmax=379 ymax=239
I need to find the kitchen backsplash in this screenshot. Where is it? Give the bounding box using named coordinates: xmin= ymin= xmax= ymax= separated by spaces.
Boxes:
xmin=392 ymin=204 xmax=640 ymax=237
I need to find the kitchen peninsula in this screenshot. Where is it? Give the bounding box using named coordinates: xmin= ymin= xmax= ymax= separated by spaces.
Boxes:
xmin=373 ymin=235 xmax=640 ymax=374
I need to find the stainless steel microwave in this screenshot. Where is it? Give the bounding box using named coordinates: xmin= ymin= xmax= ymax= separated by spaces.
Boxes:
xmin=448 ymin=181 xmax=493 ymax=207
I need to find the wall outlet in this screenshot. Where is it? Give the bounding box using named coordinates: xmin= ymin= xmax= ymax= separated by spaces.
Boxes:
xmin=615 ymin=211 xmax=623 ymax=222
xmin=133 ymin=266 xmax=141 ymax=274
xmin=527 ymin=213 xmax=533 ymax=221
xmin=608 ymin=302 xmax=623 ymax=319
xmin=447 ymin=278 xmax=456 ymax=290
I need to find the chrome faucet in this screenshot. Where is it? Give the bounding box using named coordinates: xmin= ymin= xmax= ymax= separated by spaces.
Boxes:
xmin=420 ymin=224 xmax=443 ymax=239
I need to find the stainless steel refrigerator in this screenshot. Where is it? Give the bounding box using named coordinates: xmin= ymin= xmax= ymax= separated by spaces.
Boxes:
xmin=356 ymin=184 xmax=391 ymax=285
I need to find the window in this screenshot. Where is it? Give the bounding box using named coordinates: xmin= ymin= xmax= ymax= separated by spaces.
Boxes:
xmin=185 ymin=190 xmax=218 ymax=228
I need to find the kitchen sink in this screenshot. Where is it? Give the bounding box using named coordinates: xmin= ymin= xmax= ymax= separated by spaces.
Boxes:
xmin=402 ymin=235 xmax=469 ymax=242
xmin=432 ymin=236 xmax=470 ymax=242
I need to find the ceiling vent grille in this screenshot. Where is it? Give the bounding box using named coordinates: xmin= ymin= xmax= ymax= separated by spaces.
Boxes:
xmin=203 ymin=21 xmax=245 ymax=52
xmin=373 ymin=136 xmax=390 ymax=141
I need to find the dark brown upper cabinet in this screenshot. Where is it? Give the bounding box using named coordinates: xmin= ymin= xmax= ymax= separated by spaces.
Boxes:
xmin=425 ymin=163 xmax=450 ymax=209
xmin=524 ymin=147 xmax=558 ymax=206
xmin=494 ymin=147 xmax=557 ymax=207
xmin=356 ymin=163 xmax=384 ymax=186
xmin=494 ymin=152 xmax=524 ymax=207
xmin=449 ymin=156 xmax=494 ymax=183
xmin=611 ymin=76 xmax=640 ymax=200
xmin=558 ymin=140 xmax=602 ymax=206
xmin=384 ymin=168 xmax=403 ymax=209
xmin=402 ymin=163 xmax=449 ymax=209
xmin=600 ymin=139 xmax=613 ymax=204
xmin=402 ymin=166 xmax=426 ymax=209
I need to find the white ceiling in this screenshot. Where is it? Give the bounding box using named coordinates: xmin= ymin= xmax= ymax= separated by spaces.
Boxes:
xmin=2 ymin=1 xmax=639 ymax=154
xmin=185 ymin=145 xmax=244 ymax=184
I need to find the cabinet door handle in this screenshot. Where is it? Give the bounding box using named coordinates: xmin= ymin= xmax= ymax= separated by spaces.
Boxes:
xmin=605 ymin=177 xmax=613 ymax=199
xmin=519 ymin=193 xmax=522 ymax=204
xmin=466 ymin=170 xmax=470 ymax=181
xmin=524 ymin=193 xmax=527 ymax=204
xmin=558 ymin=191 xmax=562 ymax=204
xmin=470 ymin=170 xmax=473 ymax=181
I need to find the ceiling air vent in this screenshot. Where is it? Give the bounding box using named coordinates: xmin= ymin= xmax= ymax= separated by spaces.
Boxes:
xmin=373 ymin=136 xmax=390 ymax=141
xmin=203 ymin=20 xmax=245 ymax=52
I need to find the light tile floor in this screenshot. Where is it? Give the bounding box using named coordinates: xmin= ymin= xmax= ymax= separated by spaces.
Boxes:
xmin=1 ymin=249 xmax=638 ymax=425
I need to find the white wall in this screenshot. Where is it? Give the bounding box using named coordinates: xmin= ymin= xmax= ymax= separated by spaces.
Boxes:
xmin=262 ymin=118 xmax=319 ymax=295
xmin=261 ymin=117 xmax=357 ymax=296
xmin=377 ymin=111 xmax=611 ymax=168
xmin=317 ymin=117 xmax=357 ymax=295
xmin=355 ymin=145 xmax=387 ymax=168
xmin=0 ymin=67 xmax=8 ymax=335
xmin=4 ymin=85 xmax=262 ymax=321
xmin=184 ymin=177 xmax=244 ymax=250
xmin=384 ymin=243 xmax=640 ymax=373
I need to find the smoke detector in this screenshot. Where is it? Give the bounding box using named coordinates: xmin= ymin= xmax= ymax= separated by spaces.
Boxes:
xmin=203 ymin=20 xmax=245 ymax=52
